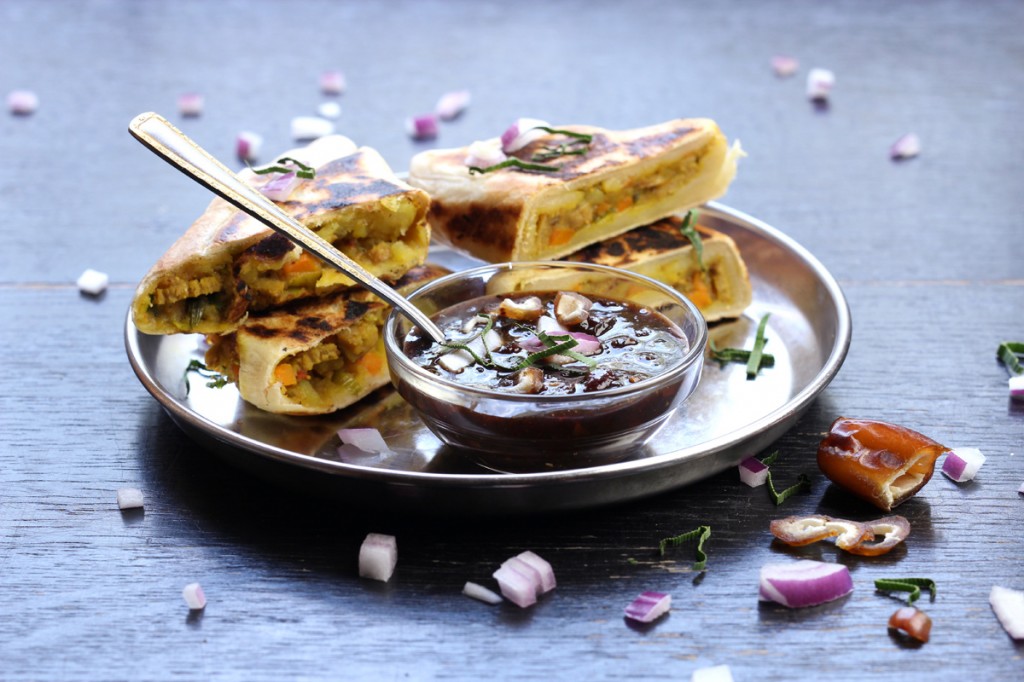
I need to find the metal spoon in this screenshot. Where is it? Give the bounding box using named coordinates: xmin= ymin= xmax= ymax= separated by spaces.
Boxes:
xmin=128 ymin=111 xmax=446 ymax=344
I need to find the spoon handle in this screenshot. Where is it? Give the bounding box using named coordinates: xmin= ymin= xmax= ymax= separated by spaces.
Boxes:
xmin=128 ymin=111 xmax=446 ymax=343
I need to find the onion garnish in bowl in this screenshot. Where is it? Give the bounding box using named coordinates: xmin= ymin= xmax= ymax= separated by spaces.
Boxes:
xmin=758 ymin=560 xmax=853 ymax=608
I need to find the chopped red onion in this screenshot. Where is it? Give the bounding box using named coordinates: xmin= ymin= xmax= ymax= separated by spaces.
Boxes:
xmin=76 ymin=268 xmax=109 ymax=296
xmin=989 ymin=586 xmax=1024 ymax=639
xmin=319 ymin=70 xmax=346 ymax=95
xmin=406 ymin=114 xmax=439 ymax=141
xmin=771 ymin=55 xmax=799 ymax=77
xmin=691 ymin=664 xmax=734 ymax=682
xmin=358 ymin=533 xmax=398 ymax=582
xmin=536 ymin=315 xmax=568 ymax=336
xmin=236 ymin=131 xmax=263 ymax=162
xmin=758 ymin=560 xmax=853 ymax=608
xmin=738 ymin=456 xmax=769 ymax=487
xmin=177 ymin=93 xmax=204 ymax=117
xmin=291 ymin=116 xmax=335 ymax=140
xmin=567 ymin=332 xmax=601 ymax=355
xmin=463 ymin=581 xmax=503 ymax=605
xmin=182 ymin=582 xmax=206 ymax=610
xmin=941 ymin=447 xmax=985 ymax=482
xmin=116 ymin=487 xmax=144 ymax=510
xmin=624 ymin=591 xmax=671 ymax=623
xmin=435 ymin=90 xmax=471 ymax=121
xmin=515 ymin=551 xmax=556 ymax=593
xmin=492 ymin=563 xmax=537 ymax=608
xmin=317 ymin=101 xmax=342 ymax=119
xmin=464 ymin=140 xmax=507 ymax=169
xmin=501 ymin=117 xmax=551 ymax=153
xmin=258 ymin=172 xmax=301 ymax=202
xmin=337 ymin=427 xmax=392 ymax=454
xmin=1009 ymin=375 xmax=1024 ymax=401
xmin=806 ymin=68 xmax=835 ymax=101
xmin=6 ymin=89 xmax=38 ymax=115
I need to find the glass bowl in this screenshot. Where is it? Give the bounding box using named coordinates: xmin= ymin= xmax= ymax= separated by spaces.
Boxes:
xmin=383 ymin=261 xmax=708 ymax=471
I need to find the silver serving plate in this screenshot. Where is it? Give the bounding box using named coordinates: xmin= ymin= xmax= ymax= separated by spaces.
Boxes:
xmin=125 ymin=203 xmax=851 ymax=514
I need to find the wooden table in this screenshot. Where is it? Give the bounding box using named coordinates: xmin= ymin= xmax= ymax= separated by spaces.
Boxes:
xmin=2 ymin=1 xmax=1022 ymax=679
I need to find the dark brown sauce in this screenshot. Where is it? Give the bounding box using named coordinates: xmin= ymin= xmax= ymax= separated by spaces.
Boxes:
xmin=403 ymin=291 xmax=688 ymax=396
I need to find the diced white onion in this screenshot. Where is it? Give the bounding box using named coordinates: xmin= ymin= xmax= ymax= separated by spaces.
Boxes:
xmin=463 ymin=581 xmax=503 ymax=605
xmin=116 ymin=487 xmax=144 ymax=510
xmin=435 ymin=90 xmax=471 ymax=121
xmin=177 ymin=93 xmax=204 ymax=117
xmin=319 ymin=70 xmax=346 ymax=95
xmin=624 ymin=591 xmax=671 ymax=623
xmin=806 ymin=68 xmax=835 ymax=101
xmin=236 ymin=131 xmax=263 ymax=162
xmin=501 ymin=117 xmax=550 ymax=153
xmin=990 ymin=585 xmax=1024 ymax=639
xmin=771 ymin=55 xmax=799 ymax=78
xmin=890 ymin=133 xmax=921 ymax=160
xmin=692 ymin=664 xmax=734 ymax=682
xmin=492 ymin=564 xmax=537 ymax=608
xmin=738 ymin=456 xmax=769 ymax=487
xmin=515 ymin=551 xmax=556 ymax=593
xmin=464 ymin=139 xmax=507 ymax=169
xmin=317 ymin=101 xmax=342 ymax=119
xmin=758 ymin=560 xmax=853 ymax=608
xmin=941 ymin=447 xmax=986 ymax=482
xmin=1009 ymin=375 xmax=1024 ymax=401
xmin=358 ymin=533 xmax=398 ymax=582
xmin=536 ymin=315 xmax=568 ymax=336
xmin=337 ymin=428 xmax=392 ymax=454
xmin=406 ymin=114 xmax=439 ymax=141
xmin=291 ymin=116 xmax=335 ymax=140
xmin=7 ymin=89 xmax=39 ymax=115
xmin=258 ymin=172 xmax=301 ymax=202
xmin=76 ymin=268 xmax=109 ymax=296
xmin=438 ymin=329 xmax=501 ymax=372
xmin=182 ymin=582 xmax=206 ymax=610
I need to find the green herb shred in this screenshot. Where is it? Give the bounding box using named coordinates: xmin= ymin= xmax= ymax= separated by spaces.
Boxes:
xmin=758 ymin=450 xmax=811 ymax=505
xmin=251 ymin=156 xmax=317 ymax=179
xmin=184 ymin=359 xmax=230 ymax=395
xmin=469 ymin=158 xmax=561 ymax=175
xmin=745 ymin=313 xmax=771 ymax=378
xmin=707 ymin=313 xmax=774 ymax=379
xmin=997 ymin=341 xmax=1024 ymax=375
xmin=678 ymin=210 xmax=706 ymax=272
xmin=875 ymin=578 xmax=937 ymax=604
xmin=658 ymin=525 xmax=711 ymax=571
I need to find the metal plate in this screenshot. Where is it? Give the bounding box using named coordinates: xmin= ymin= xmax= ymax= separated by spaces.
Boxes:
xmin=125 ymin=202 xmax=851 ymax=514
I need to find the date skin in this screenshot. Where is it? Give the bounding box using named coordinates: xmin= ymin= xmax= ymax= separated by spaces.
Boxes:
xmin=817 ymin=417 xmax=948 ymax=511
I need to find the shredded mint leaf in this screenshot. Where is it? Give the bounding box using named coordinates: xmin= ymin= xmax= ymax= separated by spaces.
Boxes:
xmin=997 ymin=341 xmax=1024 ymax=376
xmin=745 ymin=313 xmax=771 ymax=379
xmin=251 ymin=156 xmax=316 ymax=179
xmin=658 ymin=525 xmax=711 ymax=571
xmin=875 ymin=578 xmax=936 ymax=604
xmin=757 ymin=450 xmax=811 ymax=505
xmin=709 ymin=339 xmax=776 ymax=368
xmin=678 ymin=210 xmax=706 ymax=272
xmin=184 ymin=359 xmax=230 ymax=395
xmin=469 ymin=158 xmax=560 ymax=174
xmin=531 ymin=126 xmax=594 ymax=143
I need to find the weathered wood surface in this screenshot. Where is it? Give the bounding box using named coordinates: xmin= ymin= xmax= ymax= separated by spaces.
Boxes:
xmin=1 ymin=1 xmax=1022 ymax=680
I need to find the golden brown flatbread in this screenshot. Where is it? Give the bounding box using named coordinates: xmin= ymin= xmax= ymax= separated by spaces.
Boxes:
xmin=132 ymin=135 xmax=430 ymax=335
xmin=408 ymin=118 xmax=741 ymax=262
xmin=203 ymin=264 xmax=450 ymax=415
xmin=563 ymin=216 xmax=752 ymax=322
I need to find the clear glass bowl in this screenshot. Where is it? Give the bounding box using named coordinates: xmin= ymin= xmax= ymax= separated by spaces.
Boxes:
xmin=383 ymin=261 xmax=708 ymax=471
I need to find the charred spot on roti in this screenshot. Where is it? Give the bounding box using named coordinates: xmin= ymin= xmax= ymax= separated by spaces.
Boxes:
xmin=430 ymin=201 xmax=518 ymax=255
